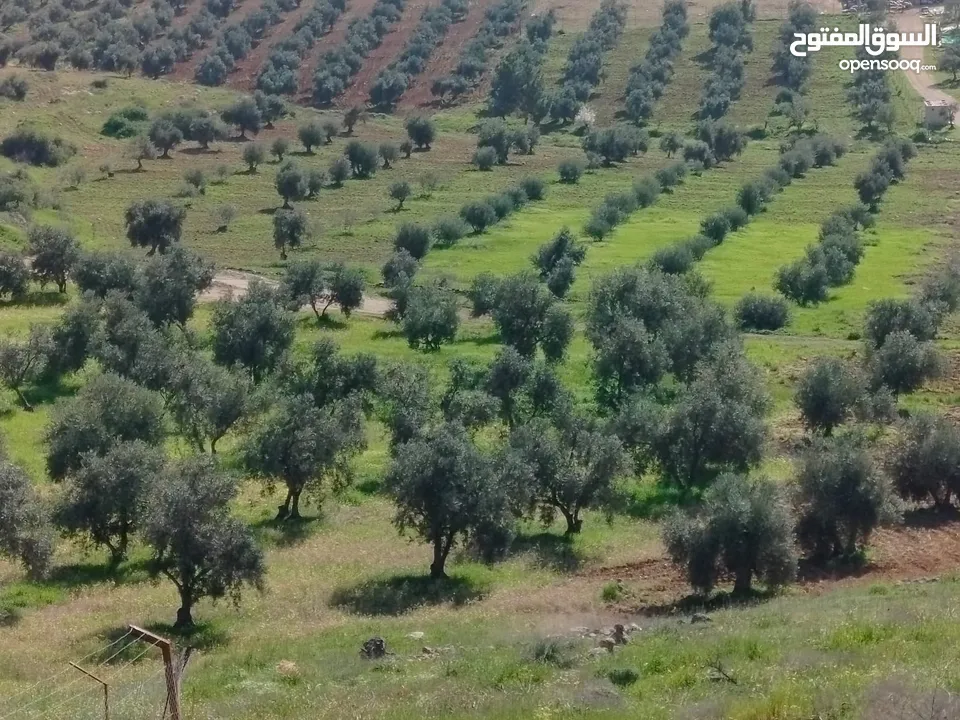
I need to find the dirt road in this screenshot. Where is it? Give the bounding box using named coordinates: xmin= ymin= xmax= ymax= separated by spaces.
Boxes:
xmin=202 ymin=269 xmax=394 ymax=317
xmin=898 ymin=9 xmax=956 ymax=106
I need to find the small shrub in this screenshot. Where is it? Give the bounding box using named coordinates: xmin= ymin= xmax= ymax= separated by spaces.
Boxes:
xmin=734 ymin=293 xmax=789 ymax=332
xmin=558 ymin=159 xmax=584 ymax=184
xmin=607 ymin=668 xmax=639 ymax=687
xmin=460 ymin=201 xmax=498 ymax=233
xmin=650 ymin=244 xmax=693 ymax=275
xmin=394 ymin=223 xmax=431 ymax=260
xmin=1 ymin=128 xmax=77 ymax=167
xmin=473 ymin=146 xmax=498 ymax=171
xmin=432 ymin=216 xmax=468 ymax=247
xmin=520 ymin=177 xmax=546 ymax=201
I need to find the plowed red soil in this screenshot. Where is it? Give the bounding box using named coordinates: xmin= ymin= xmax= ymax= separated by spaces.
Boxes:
xmin=168 ymin=0 xmax=267 ymax=83
xmin=335 ymin=0 xmax=432 ymax=109
xmin=399 ymin=0 xmax=496 ymax=110
xmin=296 ymin=0 xmax=380 ymax=102
xmin=227 ymin=0 xmax=315 ymax=93
xmin=170 ymin=0 xmax=207 ymax=29
xmin=583 ymin=514 xmax=960 ymax=612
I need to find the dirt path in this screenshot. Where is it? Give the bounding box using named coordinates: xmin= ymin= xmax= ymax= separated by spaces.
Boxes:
xmin=226 ymin=0 xmax=316 ymax=93
xmin=400 ymin=0 xmax=494 ymax=109
xmin=336 ymin=0 xmax=434 ymax=109
xmin=297 ymin=0 xmax=381 ymax=102
xmin=202 ymin=269 xmax=393 ymax=316
xmin=898 ymin=9 xmax=956 ymax=106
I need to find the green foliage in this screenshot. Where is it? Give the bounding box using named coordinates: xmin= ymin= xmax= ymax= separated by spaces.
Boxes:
xmin=45 ymin=373 xmax=164 ymax=480
xmin=795 ymin=433 xmax=900 ymax=563
xmin=734 ymin=293 xmax=789 ymax=332
xmin=403 ymin=285 xmax=460 ymax=351
xmin=55 ymin=441 xmax=164 ymax=564
xmin=124 ymin=198 xmax=185 ymax=255
xmin=145 ymin=455 xmax=264 ymax=628
xmin=664 ymin=473 xmax=797 ymax=595
xmin=0 ymin=454 xmax=53 ymax=579
xmin=384 ymin=422 xmax=511 ymax=578
xmin=211 ymin=281 xmax=294 ymax=383
xmin=273 ymin=208 xmax=308 ymax=259
xmin=246 ymin=393 xmax=365 ymax=520
xmin=0 ymin=325 xmax=53 ymax=410
xmin=795 ymin=357 xmax=865 ymax=436
xmin=27 ymin=225 xmax=79 ymax=293
xmin=891 ymin=413 xmax=960 ymax=509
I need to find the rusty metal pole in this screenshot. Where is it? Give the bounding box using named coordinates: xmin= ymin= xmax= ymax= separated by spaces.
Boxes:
xmin=69 ymin=662 xmax=109 ymax=720
xmin=128 ymin=625 xmax=181 ymax=720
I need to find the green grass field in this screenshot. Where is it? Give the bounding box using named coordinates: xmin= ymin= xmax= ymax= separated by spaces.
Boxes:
xmin=2 ymin=6 xmax=960 ymax=719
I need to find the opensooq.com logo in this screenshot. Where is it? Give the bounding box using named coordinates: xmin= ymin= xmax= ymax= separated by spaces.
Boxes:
xmin=789 ymin=23 xmax=940 ymax=73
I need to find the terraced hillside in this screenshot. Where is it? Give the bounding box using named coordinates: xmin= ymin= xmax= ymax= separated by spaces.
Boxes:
xmin=2 ymin=1 xmax=960 ymax=719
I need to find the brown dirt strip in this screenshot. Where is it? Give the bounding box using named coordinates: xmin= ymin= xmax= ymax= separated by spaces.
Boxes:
xmin=577 ymin=515 xmax=960 ymax=615
xmin=226 ymin=0 xmax=316 ymax=93
xmin=170 ymin=0 xmax=208 ymax=29
xmin=167 ymin=0 xmax=266 ymax=84
xmin=296 ymin=0 xmax=381 ymax=103
xmin=335 ymin=0 xmax=434 ymax=109
xmin=202 ymin=269 xmax=394 ymax=316
xmin=399 ymin=0 xmax=497 ymax=110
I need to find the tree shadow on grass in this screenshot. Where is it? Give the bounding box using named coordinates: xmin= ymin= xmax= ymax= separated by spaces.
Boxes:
xmin=3 ymin=290 xmax=69 ymax=308
xmin=44 ymin=558 xmax=151 ymax=589
xmin=372 ymin=328 xmax=404 ymax=341
xmin=509 ymin=532 xmax=584 ymax=572
xmin=623 ymin=483 xmax=692 ymax=521
xmin=331 ymin=573 xmax=488 ymax=616
xmin=143 ymin=620 xmax=228 ymax=651
xmin=252 ymin=515 xmax=322 ymax=548
xmin=637 ymin=587 xmax=778 ymax=618
xmin=902 ymin=505 xmax=960 ymax=529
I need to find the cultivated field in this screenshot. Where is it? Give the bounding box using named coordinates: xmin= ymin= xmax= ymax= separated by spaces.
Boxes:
xmin=2 ymin=0 xmax=960 ymax=718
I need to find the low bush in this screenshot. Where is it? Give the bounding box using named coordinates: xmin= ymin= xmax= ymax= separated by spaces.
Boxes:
xmin=1 ymin=128 xmax=77 ymax=167
xmin=735 ymin=293 xmax=789 ymax=331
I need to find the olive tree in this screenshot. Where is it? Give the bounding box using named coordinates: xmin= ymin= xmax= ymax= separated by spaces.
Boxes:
xmin=384 ymin=422 xmax=511 ymax=578
xmin=656 ymin=344 xmax=768 ymax=491
xmin=794 ymin=433 xmax=900 ymax=563
xmin=28 ymin=225 xmax=79 ymax=293
xmin=125 ymin=199 xmax=185 ymax=255
xmin=55 ymin=441 xmax=164 ymax=565
xmin=45 ymin=372 xmax=164 ymax=480
xmin=281 ymin=259 xmax=365 ymax=320
xmin=403 ymin=285 xmax=460 ymax=351
xmin=0 ymin=325 xmax=53 ymax=410
xmin=0 ymin=455 xmax=54 ymax=579
xmin=135 ymin=245 xmax=214 ymax=327
xmin=506 ymin=415 xmax=629 ymax=535
xmin=211 ymin=280 xmax=294 ymax=383
xmin=664 ymin=473 xmax=797 ymax=596
xmin=144 ymin=456 xmax=265 ymax=628
xmin=167 ymin=358 xmax=251 ymax=454
xmin=890 ymin=413 xmax=960 ymax=510
xmin=795 ymin=357 xmax=865 ymax=436
xmin=245 ymin=394 xmax=364 ymax=520
xmin=273 ymin=208 xmax=308 ymax=260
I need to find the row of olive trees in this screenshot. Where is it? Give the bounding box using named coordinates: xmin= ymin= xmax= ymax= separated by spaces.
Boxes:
xmin=775 ymin=137 xmax=916 ymax=307
xmin=699 ymin=0 xmax=755 ymax=120
xmin=255 ymin=0 xmax=347 ymax=95
xmin=486 ymin=13 xmax=557 ymax=122
xmin=663 ymin=430 xmax=900 ymax=597
xmin=623 ymin=0 xmax=688 ymax=125
xmin=369 ymin=0 xmax=470 ymax=110
xmin=311 ymin=0 xmax=407 ymax=105
xmin=558 ymin=0 xmax=627 ymax=113
xmin=430 ymin=0 xmax=526 ymax=106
